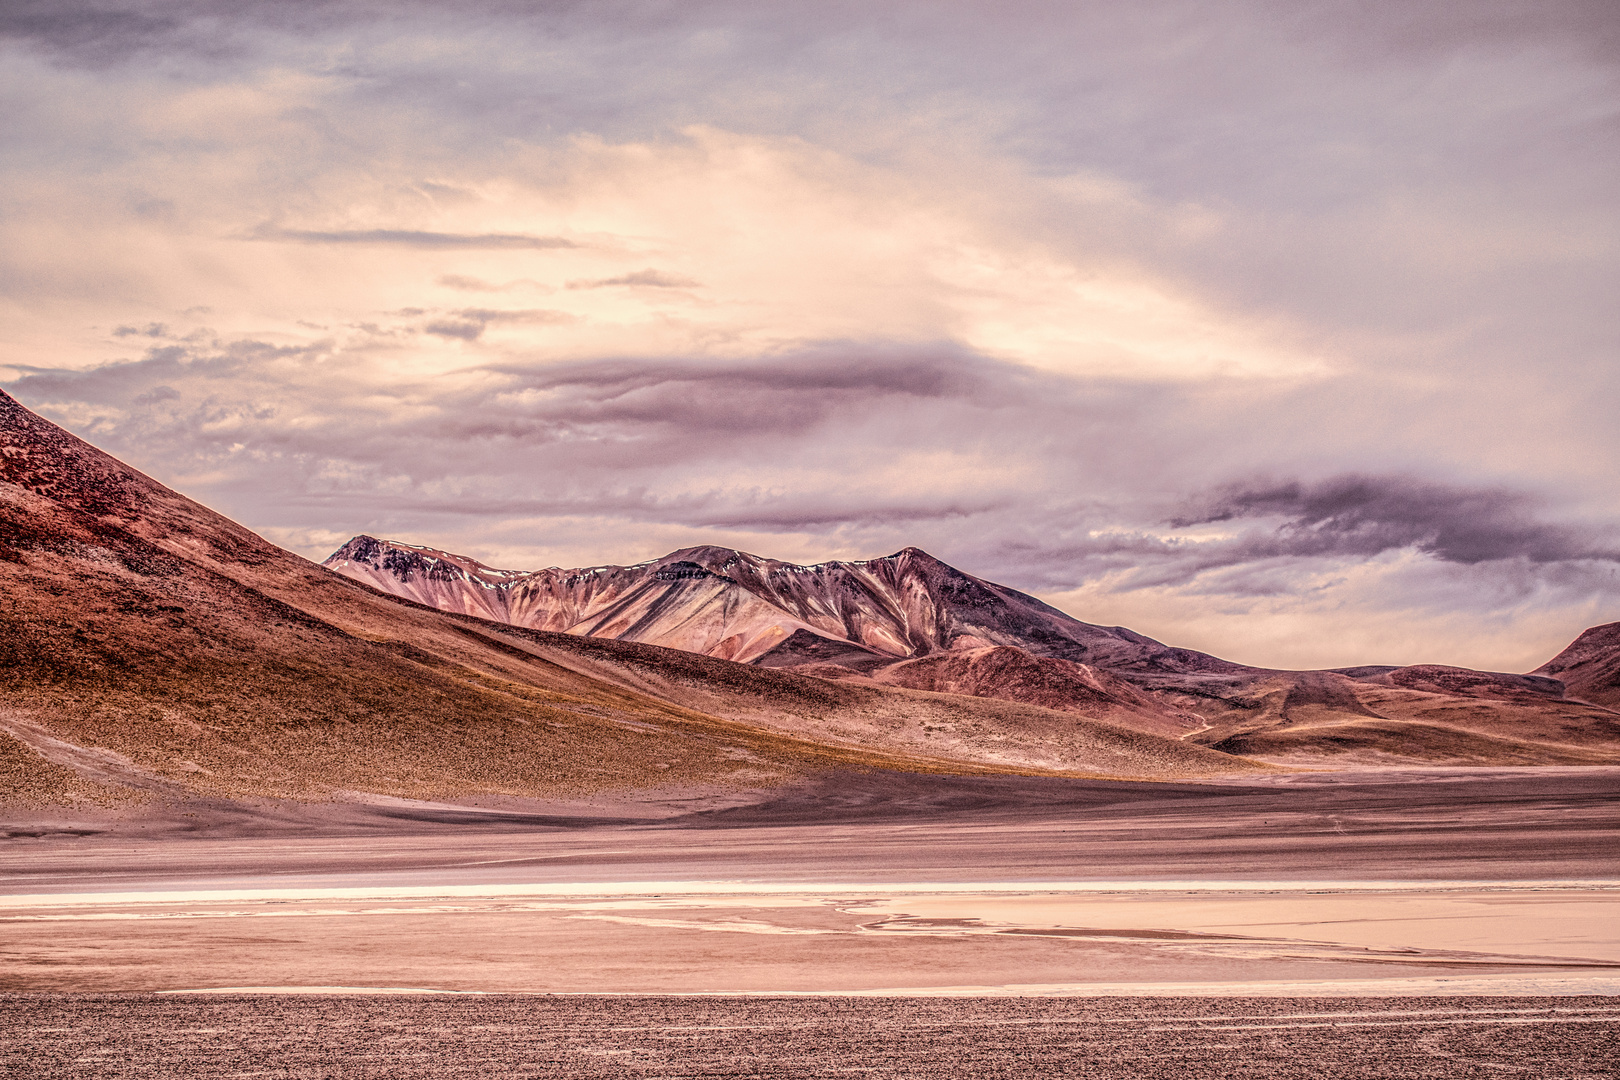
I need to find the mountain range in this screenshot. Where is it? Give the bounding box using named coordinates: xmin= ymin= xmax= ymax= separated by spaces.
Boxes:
xmin=2 ymin=384 xmax=1618 ymax=814
xmin=327 ymin=535 xmax=1620 ymax=767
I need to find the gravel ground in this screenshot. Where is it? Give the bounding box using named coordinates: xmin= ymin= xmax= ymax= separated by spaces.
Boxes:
xmin=3 ymin=995 xmax=1617 ymax=1079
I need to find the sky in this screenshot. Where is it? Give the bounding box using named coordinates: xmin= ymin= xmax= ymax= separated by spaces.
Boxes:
xmin=2 ymin=0 xmax=1617 ymax=672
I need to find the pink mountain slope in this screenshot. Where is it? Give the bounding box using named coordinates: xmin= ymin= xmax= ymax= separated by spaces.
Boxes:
xmin=323 ymin=535 xmax=1232 ymax=671
xmin=326 ymin=535 xmax=1620 ymax=765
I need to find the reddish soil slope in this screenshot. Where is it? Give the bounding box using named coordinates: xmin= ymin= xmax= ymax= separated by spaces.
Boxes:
xmin=1534 ymin=622 xmax=1620 ymax=710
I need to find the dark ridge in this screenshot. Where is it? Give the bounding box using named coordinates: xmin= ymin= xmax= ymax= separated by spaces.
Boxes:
xmin=329 ymin=534 xmax=384 ymax=566
xmin=1332 ymin=665 xmax=1402 ymax=678
xmin=751 ymin=629 xmax=895 ymax=672
xmin=651 ymin=560 xmax=718 ymax=581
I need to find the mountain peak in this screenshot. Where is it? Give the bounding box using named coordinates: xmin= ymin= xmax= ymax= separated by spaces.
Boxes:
xmin=657 ymin=544 xmax=756 ymax=572
xmin=884 ymin=545 xmax=945 ymax=564
xmin=321 ymin=534 xmax=1226 ymax=674
xmin=328 ymin=534 xmax=385 ymax=563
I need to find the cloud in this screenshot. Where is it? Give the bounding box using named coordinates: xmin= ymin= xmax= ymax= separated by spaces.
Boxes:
xmin=254 ymin=228 xmax=576 ymax=250
xmin=424 ymin=308 xmax=572 ymax=340
xmin=0 ymin=1 xmax=184 ymax=63
xmin=437 ymin=274 xmax=501 ymax=291
xmin=423 ymin=319 xmax=483 ymax=341
xmin=0 ymin=341 xmax=1066 ymax=499
xmin=11 ymin=341 xmax=1614 ymax=579
xmin=10 ymin=333 xmax=1620 ymax=671
xmin=1173 ymin=476 xmax=1620 ymax=566
xmin=132 ymin=384 xmax=178 ymax=405
xmin=566 ymin=269 xmax=701 ymax=290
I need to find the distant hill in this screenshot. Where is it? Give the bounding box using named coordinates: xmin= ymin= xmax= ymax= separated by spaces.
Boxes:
xmin=323 ymin=534 xmax=1243 ymax=669
xmin=326 ymin=536 xmax=1620 ymax=768
xmin=323 ymin=535 xmax=1233 ymax=738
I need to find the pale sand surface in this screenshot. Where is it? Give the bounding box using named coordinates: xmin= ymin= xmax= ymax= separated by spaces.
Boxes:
xmin=4 ymin=769 xmax=1618 ymax=995
xmin=156 ymin=977 xmax=1620 ymax=995
xmin=3 ymin=882 xmax=1617 ymax=994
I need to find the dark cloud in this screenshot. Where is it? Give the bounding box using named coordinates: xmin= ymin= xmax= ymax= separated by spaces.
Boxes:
xmin=132 ymin=384 xmax=179 ymax=405
xmin=254 ymin=228 xmax=576 ymax=250
xmin=455 ymin=308 xmax=571 ymax=324
xmin=0 ymin=1 xmax=183 ymax=62
xmin=424 ymin=308 xmax=571 ymax=340
xmin=456 ymin=348 xmax=1034 ymax=445
xmin=1174 ymin=476 xmax=1620 ymax=566
xmin=424 ymin=319 xmax=483 ymax=341
xmin=964 ymin=475 xmax=1620 ymax=599
xmin=493 ymin=349 xmax=1005 ymax=399
xmin=128 ymin=196 xmax=176 ymax=220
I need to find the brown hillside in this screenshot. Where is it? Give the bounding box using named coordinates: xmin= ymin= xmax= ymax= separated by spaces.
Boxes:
xmin=1534 ymin=622 xmax=1620 ymax=710
xmin=0 ymin=389 xmax=1256 ymax=807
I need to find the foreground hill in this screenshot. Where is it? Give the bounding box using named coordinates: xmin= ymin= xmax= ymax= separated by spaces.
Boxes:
xmin=0 ymin=390 xmax=1257 ymax=809
xmin=326 ymin=537 xmax=1620 ymax=768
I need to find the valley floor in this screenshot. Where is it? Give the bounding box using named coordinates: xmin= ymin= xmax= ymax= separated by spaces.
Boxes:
xmin=3 ymin=767 xmax=1618 ymax=996
xmin=5 ymin=768 xmax=1618 ymax=1076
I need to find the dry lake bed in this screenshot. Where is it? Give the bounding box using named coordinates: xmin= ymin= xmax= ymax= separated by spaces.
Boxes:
xmin=4 ymin=768 xmax=1618 ymax=1074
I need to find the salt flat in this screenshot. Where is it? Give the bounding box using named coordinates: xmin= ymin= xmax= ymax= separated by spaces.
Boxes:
xmin=3 ymin=882 xmax=1617 ymax=995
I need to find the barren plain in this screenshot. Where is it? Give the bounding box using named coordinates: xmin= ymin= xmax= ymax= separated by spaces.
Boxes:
xmin=6 ymin=767 xmax=1620 ymax=1076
